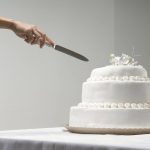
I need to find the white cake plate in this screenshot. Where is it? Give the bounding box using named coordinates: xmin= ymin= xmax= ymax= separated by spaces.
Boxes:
xmin=66 ymin=126 xmax=150 ymax=135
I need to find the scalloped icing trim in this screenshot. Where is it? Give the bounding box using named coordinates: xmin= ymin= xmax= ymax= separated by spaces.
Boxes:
xmin=87 ymin=76 xmax=150 ymax=82
xmin=78 ymin=102 xmax=150 ymax=109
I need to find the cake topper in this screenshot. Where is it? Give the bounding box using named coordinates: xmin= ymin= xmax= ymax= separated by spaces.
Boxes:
xmin=110 ymin=54 xmax=138 ymax=65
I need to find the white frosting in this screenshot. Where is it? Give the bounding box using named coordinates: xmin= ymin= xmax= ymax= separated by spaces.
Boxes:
xmin=82 ymin=81 xmax=150 ymax=103
xmin=69 ymin=54 xmax=150 ymax=130
xmin=69 ymin=107 xmax=150 ymax=128
xmin=91 ymin=65 xmax=147 ymax=78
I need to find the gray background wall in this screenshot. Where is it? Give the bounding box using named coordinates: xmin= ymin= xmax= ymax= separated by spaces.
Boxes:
xmin=0 ymin=0 xmax=149 ymax=130
xmin=114 ymin=0 xmax=150 ymax=71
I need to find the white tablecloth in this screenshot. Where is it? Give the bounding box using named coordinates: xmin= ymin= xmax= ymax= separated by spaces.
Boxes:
xmin=0 ymin=127 xmax=149 ymax=150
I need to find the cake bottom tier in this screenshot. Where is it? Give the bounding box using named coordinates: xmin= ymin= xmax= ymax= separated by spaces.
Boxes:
xmin=69 ymin=107 xmax=150 ymax=129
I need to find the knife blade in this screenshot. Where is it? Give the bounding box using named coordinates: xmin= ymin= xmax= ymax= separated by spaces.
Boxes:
xmin=45 ymin=43 xmax=89 ymax=62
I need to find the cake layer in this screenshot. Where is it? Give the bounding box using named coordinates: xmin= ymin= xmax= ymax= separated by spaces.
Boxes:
xmin=69 ymin=107 xmax=150 ymax=128
xmin=91 ymin=65 xmax=147 ymax=78
xmin=82 ymin=81 xmax=150 ymax=103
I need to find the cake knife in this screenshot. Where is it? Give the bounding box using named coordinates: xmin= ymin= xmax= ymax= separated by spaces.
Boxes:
xmin=45 ymin=43 xmax=89 ymax=62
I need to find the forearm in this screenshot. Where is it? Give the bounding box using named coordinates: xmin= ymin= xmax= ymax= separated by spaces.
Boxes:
xmin=0 ymin=17 xmax=14 ymax=30
xmin=0 ymin=17 xmax=53 ymax=47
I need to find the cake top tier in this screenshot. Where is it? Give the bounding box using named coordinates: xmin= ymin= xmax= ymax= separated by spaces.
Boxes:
xmin=91 ymin=54 xmax=148 ymax=78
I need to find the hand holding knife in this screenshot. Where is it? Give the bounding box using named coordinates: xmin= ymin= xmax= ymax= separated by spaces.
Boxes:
xmin=8 ymin=19 xmax=88 ymax=61
xmin=35 ymin=33 xmax=89 ymax=62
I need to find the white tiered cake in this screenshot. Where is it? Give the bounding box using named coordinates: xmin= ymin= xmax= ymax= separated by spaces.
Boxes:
xmin=69 ymin=54 xmax=150 ymax=134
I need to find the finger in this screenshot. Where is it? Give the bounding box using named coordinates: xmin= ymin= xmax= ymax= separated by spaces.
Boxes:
xmin=31 ymin=35 xmax=40 ymax=45
xmin=36 ymin=28 xmax=43 ymax=36
xmin=24 ymin=33 xmax=35 ymax=44
xmin=26 ymin=31 xmax=34 ymax=43
xmin=27 ymin=36 xmax=35 ymax=44
xmin=30 ymin=35 xmax=36 ymax=45
xmin=32 ymin=28 xmax=41 ymax=37
xmin=36 ymin=28 xmax=54 ymax=46
xmin=32 ymin=28 xmax=41 ymax=45
xmin=34 ymin=28 xmax=45 ymax=48
xmin=33 ymin=27 xmax=54 ymax=47
xmin=45 ymin=36 xmax=54 ymax=46
xmin=30 ymin=35 xmax=37 ymax=44
xmin=40 ymin=34 xmax=46 ymax=48
xmin=24 ymin=35 xmax=31 ymax=43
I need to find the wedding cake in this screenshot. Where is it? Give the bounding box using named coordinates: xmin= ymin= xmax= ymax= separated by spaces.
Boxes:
xmin=69 ymin=54 xmax=150 ymax=134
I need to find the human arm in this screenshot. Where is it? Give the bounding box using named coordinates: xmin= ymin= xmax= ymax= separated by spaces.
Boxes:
xmin=0 ymin=17 xmax=54 ymax=48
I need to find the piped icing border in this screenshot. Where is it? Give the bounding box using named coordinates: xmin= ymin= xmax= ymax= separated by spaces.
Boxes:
xmin=87 ymin=76 xmax=150 ymax=82
xmin=78 ymin=102 xmax=150 ymax=108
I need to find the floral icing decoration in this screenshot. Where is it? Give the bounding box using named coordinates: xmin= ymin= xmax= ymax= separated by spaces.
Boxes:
xmin=110 ymin=54 xmax=138 ymax=66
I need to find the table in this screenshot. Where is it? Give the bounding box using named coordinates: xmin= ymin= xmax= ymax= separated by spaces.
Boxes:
xmin=0 ymin=127 xmax=149 ymax=150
